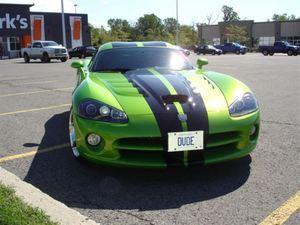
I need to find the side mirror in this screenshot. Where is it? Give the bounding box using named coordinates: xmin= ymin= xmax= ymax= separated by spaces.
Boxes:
xmin=197 ymin=58 xmax=208 ymax=69
xmin=71 ymin=60 xmax=84 ymax=69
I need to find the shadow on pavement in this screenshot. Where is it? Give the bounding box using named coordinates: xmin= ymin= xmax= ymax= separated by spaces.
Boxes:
xmin=24 ymin=111 xmax=251 ymax=211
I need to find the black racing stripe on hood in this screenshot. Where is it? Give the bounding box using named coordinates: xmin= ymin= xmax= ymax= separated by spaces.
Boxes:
xmin=155 ymin=69 xmax=209 ymax=166
xmin=122 ymin=69 xmax=184 ymax=167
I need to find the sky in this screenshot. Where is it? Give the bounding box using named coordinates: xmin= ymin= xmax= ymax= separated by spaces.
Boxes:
xmin=1 ymin=0 xmax=299 ymax=28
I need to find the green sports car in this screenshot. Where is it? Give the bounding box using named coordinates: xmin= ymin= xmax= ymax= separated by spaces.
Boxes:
xmin=69 ymin=41 xmax=260 ymax=168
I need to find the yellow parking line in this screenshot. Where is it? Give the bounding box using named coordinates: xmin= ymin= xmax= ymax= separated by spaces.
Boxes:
xmin=0 ymin=143 xmax=70 ymax=163
xmin=259 ymin=190 xmax=300 ymax=225
xmin=0 ymin=87 xmax=73 ymax=98
xmin=0 ymin=103 xmax=71 ymax=116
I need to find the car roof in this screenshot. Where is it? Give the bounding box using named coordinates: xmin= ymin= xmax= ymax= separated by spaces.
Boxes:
xmin=99 ymin=41 xmax=174 ymax=51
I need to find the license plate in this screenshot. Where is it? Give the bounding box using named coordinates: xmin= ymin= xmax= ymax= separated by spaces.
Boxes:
xmin=168 ymin=131 xmax=204 ymax=152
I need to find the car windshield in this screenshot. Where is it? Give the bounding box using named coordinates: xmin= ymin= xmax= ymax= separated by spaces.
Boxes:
xmin=91 ymin=47 xmax=193 ymax=72
xmin=43 ymin=41 xmax=59 ymax=47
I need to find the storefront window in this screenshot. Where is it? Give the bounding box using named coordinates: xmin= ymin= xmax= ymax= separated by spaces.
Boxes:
xmin=9 ymin=37 xmax=21 ymax=51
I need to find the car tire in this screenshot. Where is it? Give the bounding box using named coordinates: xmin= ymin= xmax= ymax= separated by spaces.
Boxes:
xmin=287 ymin=50 xmax=293 ymax=56
xmin=236 ymin=50 xmax=240 ymax=55
xmin=269 ymin=52 xmax=274 ymax=56
xmin=262 ymin=50 xmax=269 ymax=56
xmin=293 ymin=52 xmax=298 ymax=56
xmin=218 ymin=52 xmax=221 ymax=55
xmin=24 ymin=53 xmax=30 ymax=63
xmin=42 ymin=52 xmax=50 ymax=63
xmin=60 ymin=57 xmax=68 ymax=62
xmin=241 ymin=52 xmax=246 ymax=55
xmin=196 ymin=52 xmax=200 ymax=55
xmin=212 ymin=51 xmax=216 ymax=55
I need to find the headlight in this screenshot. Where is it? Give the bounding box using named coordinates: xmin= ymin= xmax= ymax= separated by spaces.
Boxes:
xmin=78 ymin=99 xmax=128 ymax=123
xmin=229 ymin=93 xmax=258 ymax=117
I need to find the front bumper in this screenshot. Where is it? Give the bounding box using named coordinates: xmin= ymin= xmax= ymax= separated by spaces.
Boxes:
xmin=48 ymin=52 xmax=69 ymax=59
xmin=72 ymin=111 xmax=260 ymax=168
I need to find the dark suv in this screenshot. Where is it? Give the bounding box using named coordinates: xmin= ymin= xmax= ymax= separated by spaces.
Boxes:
xmin=68 ymin=46 xmax=97 ymax=59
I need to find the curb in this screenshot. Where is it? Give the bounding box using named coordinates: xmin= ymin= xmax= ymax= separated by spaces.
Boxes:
xmin=0 ymin=166 xmax=99 ymax=225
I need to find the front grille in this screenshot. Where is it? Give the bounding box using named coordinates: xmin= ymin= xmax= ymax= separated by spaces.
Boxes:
xmin=114 ymin=131 xmax=242 ymax=164
xmin=54 ymin=49 xmax=66 ymax=53
xmin=114 ymin=131 xmax=241 ymax=152
xmin=114 ymin=137 xmax=165 ymax=151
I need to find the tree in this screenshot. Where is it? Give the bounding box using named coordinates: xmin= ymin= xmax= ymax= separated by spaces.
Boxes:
xmin=179 ymin=25 xmax=198 ymax=47
xmin=222 ymin=5 xmax=240 ymax=22
xmin=135 ymin=14 xmax=165 ymax=40
xmin=107 ymin=18 xmax=132 ymax=41
xmin=206 ymin=12 xmax=219 ymax=25
xmin=272 ymin=13 xmax=298 ymax=21
xmin=89 ymin=24 xmax=107 ymax=46
xmin=224 ymin=25 xmax=248 ymax=44
xmin=163 ymin=17 xmax=178 ymax=36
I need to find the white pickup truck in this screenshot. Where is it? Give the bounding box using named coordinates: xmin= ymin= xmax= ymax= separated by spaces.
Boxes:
xmin=21 ymin=41 xmax=69 ymax=63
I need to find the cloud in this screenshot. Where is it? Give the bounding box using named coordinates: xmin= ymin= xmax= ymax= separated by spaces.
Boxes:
xmin=1 ymin=0 xmax=75 ymax=13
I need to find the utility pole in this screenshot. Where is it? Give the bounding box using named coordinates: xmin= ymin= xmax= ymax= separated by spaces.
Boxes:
xmin=61 ymin=0 xmax=67 ymax=47
xmin=74 ymin=4 xmax=78 ymax=14
xmin=175 ymin=0 xmax=179 ymax=45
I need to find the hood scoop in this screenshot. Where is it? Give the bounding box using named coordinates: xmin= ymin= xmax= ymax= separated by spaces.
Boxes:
xmin=161 ymin=95 xmax=189 ymax=104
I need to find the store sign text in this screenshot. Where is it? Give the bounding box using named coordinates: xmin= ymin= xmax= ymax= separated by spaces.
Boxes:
xmin=0 ymin=13 xmax=28 ymax=29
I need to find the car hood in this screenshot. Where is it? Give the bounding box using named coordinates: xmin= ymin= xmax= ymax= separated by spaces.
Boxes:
xmin=87 ymin=68 xmax=230 ymax=116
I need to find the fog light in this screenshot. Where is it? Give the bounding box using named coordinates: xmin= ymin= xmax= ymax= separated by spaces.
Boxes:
xmin=87 ymin=133 xmax=101 ymax=146
xmin=250 ymin=125 xmax=256 ymax=136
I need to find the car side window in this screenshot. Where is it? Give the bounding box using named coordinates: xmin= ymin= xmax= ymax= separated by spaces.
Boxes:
xmin=33 ymin=42 xmax=42 ymax=48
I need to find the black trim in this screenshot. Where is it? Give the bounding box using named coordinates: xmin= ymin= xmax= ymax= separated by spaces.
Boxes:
xmin=123 ymin=69 xmax=184 ymax=167
xmin=155 ymin=69 xmax=209 ymax=166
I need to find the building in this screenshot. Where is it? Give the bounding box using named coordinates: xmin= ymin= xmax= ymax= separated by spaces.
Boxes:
xmin=0 ymin=3 xmax=91 ymax=59
xmin=198 ymin=20 xmax=300 ymax=47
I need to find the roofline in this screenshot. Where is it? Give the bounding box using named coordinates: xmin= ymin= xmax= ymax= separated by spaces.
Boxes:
xmin=31 ymin=11 xmax=88 ymax=16
xmin=0 ymin=3 xmax=34 ymax=7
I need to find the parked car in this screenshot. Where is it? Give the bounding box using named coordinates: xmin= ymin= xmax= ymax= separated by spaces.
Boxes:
xmin=68 ymin=46 xmax=97 ymax=59
xmin=194 ymin=45 xmax=222 ymax=55
xmin=21 ymin=41 xmax=68 ymax=63
xmin=174 ymin=46 xmax=190 ymax=56
xmin=215 ymin=42 xmax=247 ymax=55
xmin=68 ymin=41 xmax=260 ymax=167
xmin=259 ymin=41 xmax=299 ymax=56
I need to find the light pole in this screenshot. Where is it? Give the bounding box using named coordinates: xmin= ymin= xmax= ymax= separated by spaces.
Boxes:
xmin=74 ymin=4 xmax=78 ymax=14
xmin=175 ymin=0 xmax=179 ymax=45
xmin=61 ymin=0 xmax=67 ymax=47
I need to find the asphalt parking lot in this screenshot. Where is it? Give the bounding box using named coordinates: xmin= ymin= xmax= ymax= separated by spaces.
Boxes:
xmin=0 ymin=53 xmax=299 ymax=225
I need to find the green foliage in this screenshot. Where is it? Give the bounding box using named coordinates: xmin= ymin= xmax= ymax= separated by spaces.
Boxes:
xmin=134 ymin=14 xmax=165 ymax=41
xmin=272 ymin=13 xmax=298 ymax=21
xmin=164 ymin=17 xmax=179 ymax=36
xmin=224 ymin=25 xmax=249 ymax=44
xmin=89 ymin=14 xmax=198 ymax=47
xmin=179 ymin=25 xmax=198 ymax=47
xmin=222 ymin=5 xmax=240 ymax=22
xmin=107 ymin=19 xmax=132 ymax=41
xmin=0 ymin=184 xmax=57 ymax=225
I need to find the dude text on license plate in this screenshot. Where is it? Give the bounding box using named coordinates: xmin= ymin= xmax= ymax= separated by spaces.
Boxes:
xmin=168 ymin=131 xmax=203 ymax=152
